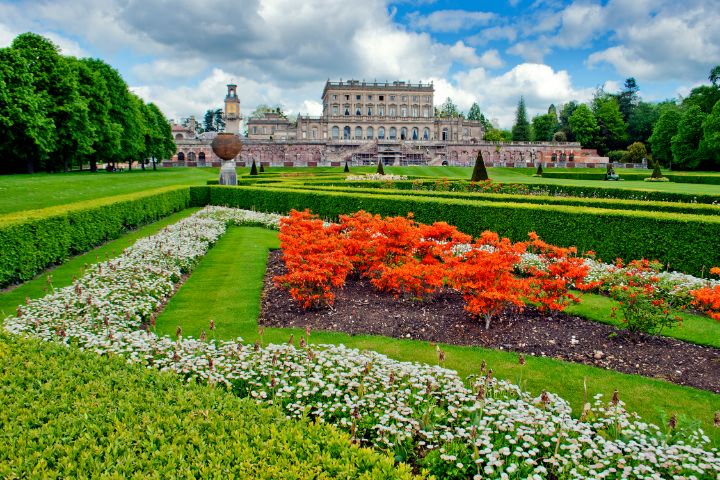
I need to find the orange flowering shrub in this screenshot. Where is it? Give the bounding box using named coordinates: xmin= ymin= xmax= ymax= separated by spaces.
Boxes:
xmin=273 ymin=210 xmax=352 ymax=308
xmin=690 ymin=267 xmax=720 ymax=321
xmin=450 ymin=231 xmax=530 ymax=330
xmin=525 ymin=232 xmax=598 ymax=312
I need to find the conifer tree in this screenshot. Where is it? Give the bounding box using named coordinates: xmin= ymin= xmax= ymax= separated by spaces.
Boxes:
xmin=511 ymin=97 xmax=531 ymax=141
xmin=376 ymin=158 xmax=385 ymax=175
xmin=471 ymin=150 xmax=489 ymax=181
xmin=250 ymin=159 xmax=258 ymax=175
xmin=344 ymin=161 xmax=350 ymax=173
xmin=259 ymin=163 xmax=265 ymax=173
xmin=535 ymin=162 xmax=543 ymax=176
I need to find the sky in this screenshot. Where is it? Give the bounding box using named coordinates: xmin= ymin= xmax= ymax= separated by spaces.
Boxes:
xmin=0 ymin=0 xmax=717 ymax=128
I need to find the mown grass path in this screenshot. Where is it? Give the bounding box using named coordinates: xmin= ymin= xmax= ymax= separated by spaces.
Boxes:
xmin=153 ymin=226 xmax=720 ymax=445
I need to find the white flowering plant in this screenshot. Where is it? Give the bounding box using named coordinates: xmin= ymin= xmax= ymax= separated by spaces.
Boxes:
xmin=4 ymin=207 xmax=720 ymax=478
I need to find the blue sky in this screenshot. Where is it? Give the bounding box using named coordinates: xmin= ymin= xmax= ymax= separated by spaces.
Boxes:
xmin=1 ymin=0 xmax=717 ymax=127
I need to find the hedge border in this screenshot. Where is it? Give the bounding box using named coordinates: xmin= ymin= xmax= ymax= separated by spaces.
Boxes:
xmin=0 ymin=186 xmax=191 ymax=288
xmin=309 ymin=180 xmax=720 ymax=204
xmin=195 ymin=185 xmax=720 ymax=276
xmin=541 ymin=171 xmax=720 ymax=185
xmin=293 ymin=184 xmax=720 ymax=216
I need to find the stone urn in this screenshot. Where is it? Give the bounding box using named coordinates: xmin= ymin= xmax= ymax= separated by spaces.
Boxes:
xmin=211 ymin=133 xmax=242 ymax=185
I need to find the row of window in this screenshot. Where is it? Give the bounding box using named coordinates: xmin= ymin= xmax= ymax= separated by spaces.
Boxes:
xmin=330 ymin=105 xmax=431 ymax=117
xmin=331 ymin=126 xmax=432 ymax=140
xmin=331 ymin=94 xmax=431 ymax=103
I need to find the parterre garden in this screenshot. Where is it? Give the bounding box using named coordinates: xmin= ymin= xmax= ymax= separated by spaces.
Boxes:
xmin=2 ymin=166 xmax=720 ymax=478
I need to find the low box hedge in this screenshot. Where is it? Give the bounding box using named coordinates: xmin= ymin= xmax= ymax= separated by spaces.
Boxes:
xmin=541 ymin=171 xmax=720 ymax=185
xmin=196 ymin=185 xmax=720 ymax=275
xmin=313 ymin=180 xmax=720 ymax=204
xmin=0 ymin=333 xmax=414 ymax=479
xmin=0 ymin=186 xmax=191 ymax=288
xmin=296 ymin=185 xmax=720 ymax=216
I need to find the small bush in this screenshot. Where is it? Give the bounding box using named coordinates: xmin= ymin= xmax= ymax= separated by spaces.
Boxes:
xmin=376 ymin=159 xmax=385 ymax=175
xmin=607 ymin=150 xmax=628 ymax=163
xmin=470 ymin=150 xmax=489 ymax=181
xmin=344 ymin=161 xmax=350 ymax=173
xmin=621 ymin=142 xmax=648 ymax=164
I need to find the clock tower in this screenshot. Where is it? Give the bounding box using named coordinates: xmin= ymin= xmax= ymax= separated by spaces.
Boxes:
xmin=224 ymin=83 xmax=241 ymax=134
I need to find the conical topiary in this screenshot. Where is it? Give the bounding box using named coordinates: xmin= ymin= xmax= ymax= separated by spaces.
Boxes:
xmin=650 ymin=158 xmax=663 ymax=178
xmin=250 ymin=159 xmax=258 ymax=176
xmin=470 ymin=150 xmax=489 ymax=181
xmin=376 ymin=159 xmax=385 ymax=175
xmin=259 ymin=163 xmax=265 ymax=173
xmin=536 ymin=162 xmax=543 ymax=176
xmin=344 ymin=161 xmax=350 ymax=173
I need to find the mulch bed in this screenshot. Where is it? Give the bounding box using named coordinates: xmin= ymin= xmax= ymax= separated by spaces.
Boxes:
xmin=259 ymin=250 xmax=720 ymax=394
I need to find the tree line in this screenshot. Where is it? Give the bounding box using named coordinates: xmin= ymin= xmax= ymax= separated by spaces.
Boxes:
xmin=0 ymin=33 xmax=176 ymax=174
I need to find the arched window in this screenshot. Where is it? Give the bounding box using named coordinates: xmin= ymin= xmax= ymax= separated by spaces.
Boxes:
xmin=187 ymin=152 xmax=196 ymax=162
xmin=355 ymin=126 xmax=362 ymax=139
xmin=344 ymin=107 xmax=350 ymax=116
xmin=332 ymin=126 xmax=339 ymax=139
xmin=356 ymin=108 xmax=361 ymax=116
xmin=400 ymin=127 xmax=407 ymax=140
xmin=177 ymin=152 xmax=185 ymax=165
xmin=442 ymin=128 xmax=449 ymax=141
xmin=412 ymin=128 xmax=418 ymax=140
xmin=423 ymin=128 xmax=430 ymax=140
xmin=389 ymin=127 xmax=397 ymax=139
xmin=378 ymin=127 xmax=385 ymax=139
xmin=401 ymin=105 xmax=407 ymax=117
xmin=343 ymin=126 xmax=351 ymax=139
xmin=175 ymin=133 xmax=183 ymax=140
xmin=198 ymin=152 xmax=206 ymax=166
xmin=366 ymin=126 xmax=374 ymax=139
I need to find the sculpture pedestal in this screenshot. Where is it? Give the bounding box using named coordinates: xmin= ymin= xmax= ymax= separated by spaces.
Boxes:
xmin=219 ymin=160 xmax=237 ymax=185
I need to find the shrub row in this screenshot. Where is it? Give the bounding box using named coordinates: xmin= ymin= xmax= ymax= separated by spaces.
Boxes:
xmin=0 ymin=333 xmax=413 ymax=479
xmin=296 ymin=185 xmax=720 ymax=216
xmin=0 ymin=186 xmax=190 ymax=288
xmin=541 ymin=171 xmax=720 ymax=185
xmin=312 ymin=180 xmax=720 ymax=204
xmin=197 ymin=185 xmax=720 ymax=276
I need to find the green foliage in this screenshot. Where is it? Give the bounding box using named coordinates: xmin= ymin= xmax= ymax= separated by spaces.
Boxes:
xmin=250 ymin=159 xmax=259 ymax=176
xmin=511 ymin=97 xmax=531 ymax=141
xmin=198 ymin=185 xmax=720 ymax=276
xmin=701 ymin=99 xmax=720 ymax=168
xmin=438 ymin=97 xmax=460 ymax=118
xmin=467 ymin=102 xmax=482 ymax=120
xmin=552 ymin=130 xmax=567 ymax=142
xmin=627 ymin=101 xmax=660 ymax=145
xmin=203 ymin=108 xmax=225 ymax=132
xmin=538 ymin=171 xmax=720 ymax=185
xmin=682 ymin=85 xmax=720 ymax=114
xmin=0 ymin=333 xmax=413 ymax=479
xmin=483 ymin=129 xmax=508 ymax=142
xmin=259 ymin=163 xmax=265 ymax=173
xmin=470 ymin=150 xmax=489 ymax=181
xmin=0 ymin=187 xmax=190 ymax=287
xmin=650 ymin=107 xmax=682 ymax=167
xmin=568 ymin=104 xmax=598 ymax=147
xmin=615 ymin=77 xmax=639 ymax=122
xmin=710 ymin=65 xmax=720 ymax=87
xmin=621 ymin=142 xmax=648 ymax=163
xmin=593 ymin=95 xmax=628 ymax=154
xmin=531 ymin=113 xmax=557 ymax=142
xmin=376 ymin=159 xmax=385 ymax=175
xmin=535 ymin=163 xmax=543 ymax=176
xmin=558 ymin=101 xmax=579 ymax=141
xmin=671 ymin=105 xmax=707 ymax=170
xmin=651 ymin=158 xmax=664 ymax=179
xmin=607 ymin=150 xmax=628 ymax=163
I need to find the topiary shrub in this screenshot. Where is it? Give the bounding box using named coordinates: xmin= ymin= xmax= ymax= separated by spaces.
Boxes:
xmin=535 ymin=163 xmax=544 ymax=176
xmin=259 ymin=163 xmax=265 ymax=173
xmin=344 ymin=161 xmax=350 ymax=173
xmin=376 ymin=159 xmax=385 ymax=175
xmin=621 ymin=142 xmax=649 ymax=164
xmin=250 ymin=160 xmax=258 ymax=176
xmin=471 ymin=150 xmax=489 ymax=181
xmin=552 ymin=131 xmax=567 ymax=142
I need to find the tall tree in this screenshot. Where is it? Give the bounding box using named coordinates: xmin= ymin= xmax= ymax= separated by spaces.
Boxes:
xmin=558 ymin=101 xmax=578 ymax=141
xmin=204 ymin=109 xmax=216 ymax=132
xmin=649 ymin=106 xmax=682 ymax=167
xmin=701 ymin=99 xmax=720 ymax=168
xmin=145 ymin=103 xmax=175 ymax=170
xmin=568 ymin=104 xmax=598 ymax=147
xmin=511 ymin=97 xmax=531 ymax=141
xmin=627 ymin=101 xmax=660 ymax=145
xmin=710 ymin=65 xmax=720 ymax=88
xmin=671 ymin=105 xmax=707 ymax=170
xmin=213 ymin=108 xmax=225 ymax=132
xmin=593 ymin=95 xmax=627 ymax=154
xmin=682 ymin=85 xmax=720 ymax=114
xmin=0 ymin=47 xmax=54 ymax=173
xmin=531 ymin=113 xmax=556 ymax=142
xmin=439 ymin=97 xmax=460 ymax=118
xmin=74 ymin=58 xmax=114 ymax=172
xmin=467 ymin=102 xmax=482 ymax=120
xmin=615 ymin=77 xmax=639 ymax=122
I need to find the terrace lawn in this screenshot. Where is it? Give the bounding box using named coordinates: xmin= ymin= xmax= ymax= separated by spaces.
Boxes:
xmin=0 ymin=168 xmax=215 ymax=214
xmin=152 ymin=225 xmax=720 ymax=446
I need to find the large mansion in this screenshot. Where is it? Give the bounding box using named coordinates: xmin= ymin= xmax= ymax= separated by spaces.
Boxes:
xmin=168 ymin=81 xmax=610 ymax=168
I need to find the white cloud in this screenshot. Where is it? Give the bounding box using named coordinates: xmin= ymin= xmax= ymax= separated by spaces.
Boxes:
xmin=407 ymin=9 xmax=496 ymax=32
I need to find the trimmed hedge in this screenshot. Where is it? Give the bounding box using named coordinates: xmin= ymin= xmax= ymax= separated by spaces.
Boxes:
xmin=0 ymin=333 xmax=414 ymax=479
xmin=196 ymin=185 xmax=720 ymax=275
xmin=0 ymin=186 xmax=190 ymax=288
xmin=542 ymin=171 xmax=720 ymax=185
xmin=312 ymin=180 xmax=720 ymax=204
xmin=295 ymin=185 xmax=720 ymax=216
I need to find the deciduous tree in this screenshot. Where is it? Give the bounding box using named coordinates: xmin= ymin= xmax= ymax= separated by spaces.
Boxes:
xmin=649 ymin=106 xmax=681 ymax=167
xmin=671 ymin=105 xmax=707 ymax=170
xmin=568 ymin=105 xmax=598 ymax=147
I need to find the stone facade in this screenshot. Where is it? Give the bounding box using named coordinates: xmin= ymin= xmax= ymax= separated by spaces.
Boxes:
xmin=168 ymin=81 xmax=616 ymax=168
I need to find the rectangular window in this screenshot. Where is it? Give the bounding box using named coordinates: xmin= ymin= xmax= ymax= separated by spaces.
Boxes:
xmin=332 ymin=94 xmax=337 ymax=100
xmin=389 ymin=95 xmax=395 ymax=101
xmin=423 ymin=107 xmax=429 ymax=117
xmin=401 ymin=95 xmax=407 ymax=101
xmin=368 ymin=107 xmax=373 ymax=116
xmin=345 ymin=95 xmax=350 ymax=100
xmin=253 ymin=126 xmax=257 ymax=134
xmin=389 ymin=107 xmax=396 ymax=116
xmin=412 ymin=107 xmax=418 ymax=117
xmin=379 ymin=95 xmax=384 ymax=101
xmin=368 ymin=94 xmax=373 ymax=100
xmin=379 ymin=106 xmax=385 ymax=116
xmin=412 ymin=96 xmax=418 ymax=102
xmin=332 ymin=106 xmax=338 ymax=115
xmin=356 ymin=94 xmax=361 ymax=100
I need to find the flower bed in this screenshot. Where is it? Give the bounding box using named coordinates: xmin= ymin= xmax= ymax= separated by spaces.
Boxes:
xmin=4 ymin=207 xmax=720 ymax=478
xmin=346 ymin=173 xmax=409 ymax=181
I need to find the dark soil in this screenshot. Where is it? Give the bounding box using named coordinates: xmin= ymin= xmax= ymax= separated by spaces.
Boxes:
xmin=260 ymin=250 xmax=720 ymax=394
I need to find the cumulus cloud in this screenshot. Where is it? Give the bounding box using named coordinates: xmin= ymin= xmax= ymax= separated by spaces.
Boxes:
xmin=407 ymin=9 xmax=496 ymax=32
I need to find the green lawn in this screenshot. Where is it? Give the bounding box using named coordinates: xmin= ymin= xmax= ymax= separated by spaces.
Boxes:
xmin=0 ymin=168 xmax=215 ymax=214
xmin=0 ymin=208 xmax=200 ymax=318
xmin=152 ymin=226 xmax=720 ymax=445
